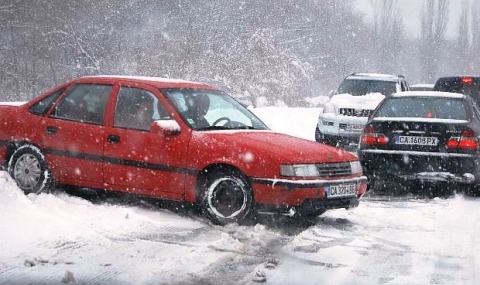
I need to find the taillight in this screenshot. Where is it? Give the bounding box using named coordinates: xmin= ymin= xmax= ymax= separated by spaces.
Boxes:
xmin=360 ymin=125 xmax=389 ymax=146
xmin=447 ymin=129 xmax=479 ymax=150
xmin=462 ymin=77 xmax=474 ymax=85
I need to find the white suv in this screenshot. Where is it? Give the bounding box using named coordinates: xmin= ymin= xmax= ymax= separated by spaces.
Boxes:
xmin=315 ymin=73 xmax=410 ymax=149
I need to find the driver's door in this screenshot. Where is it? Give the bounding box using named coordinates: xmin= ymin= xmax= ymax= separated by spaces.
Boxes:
xmin=103 ymin=84 xmax=191 ymax=199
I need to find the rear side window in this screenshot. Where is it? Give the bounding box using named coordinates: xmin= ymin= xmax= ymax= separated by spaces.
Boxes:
xmin=376 ymin=97 xmax=467 ymax=120
xmin=51 ymin=84 xmax=112 ymax=125
xmin=29 ymin=87 xmax=66 ymax=116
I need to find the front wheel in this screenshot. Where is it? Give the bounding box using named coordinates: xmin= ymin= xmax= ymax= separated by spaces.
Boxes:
xmin=8 ymin=144 xmax=54 ymax=194
xmin=200 ymin=169 xmax=254 ymax=225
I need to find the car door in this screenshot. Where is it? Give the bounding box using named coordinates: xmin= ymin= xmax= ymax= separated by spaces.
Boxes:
xmin=38 ymin=83 xmax=113 ymax=188
xmin=103 ymin=83 xmax=190 ymax=199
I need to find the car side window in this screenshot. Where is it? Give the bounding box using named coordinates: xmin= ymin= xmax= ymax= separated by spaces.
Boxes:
xmin=51 ymin=84 xmax=112 ymax=125
xmin=29 ymin=87 xmax=67 ymax=116
xmin=114 ymin=87 xmax=171 ymax=131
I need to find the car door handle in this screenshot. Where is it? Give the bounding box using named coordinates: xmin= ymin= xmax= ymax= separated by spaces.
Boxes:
xmin=107 ymin=135 xmax=120 ymax=144
xmin=46 ymin=126 xmax=58 ymax=135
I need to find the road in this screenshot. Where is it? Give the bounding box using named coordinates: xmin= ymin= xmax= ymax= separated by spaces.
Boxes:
xmin=1 ymin=180 xmax=479 ymax=285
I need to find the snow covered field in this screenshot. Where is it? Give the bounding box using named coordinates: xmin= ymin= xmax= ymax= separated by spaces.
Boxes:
xmin=1 ymin=106 xmax=480 ymax=285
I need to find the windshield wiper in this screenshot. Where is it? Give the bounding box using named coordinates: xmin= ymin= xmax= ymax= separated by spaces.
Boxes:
xmin=196 ymin=125 xmax=256 ymax=131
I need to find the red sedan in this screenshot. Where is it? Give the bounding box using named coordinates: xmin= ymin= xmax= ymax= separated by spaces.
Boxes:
xmin=0 ymin=76 xmax=367 ymax=224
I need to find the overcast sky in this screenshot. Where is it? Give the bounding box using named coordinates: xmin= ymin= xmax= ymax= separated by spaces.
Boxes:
xmin=354 ymin=0 xmax=463 ymax=38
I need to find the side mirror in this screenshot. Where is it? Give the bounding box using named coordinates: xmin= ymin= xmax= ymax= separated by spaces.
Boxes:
xmin=328 ymin=90 xmax=336 ymax=98
xmin=150 ymin=120 xmax=181 ymax=136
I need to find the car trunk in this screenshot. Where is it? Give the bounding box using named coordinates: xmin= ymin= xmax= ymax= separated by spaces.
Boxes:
xmin=359 ymin=120 xmax=477 ymax=177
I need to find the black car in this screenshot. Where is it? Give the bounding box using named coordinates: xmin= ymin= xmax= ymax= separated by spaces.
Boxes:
xmin=358 ymin=91 xmax=480 ymax=196
xmin=434 ymin=76 xmax=480 ymax=102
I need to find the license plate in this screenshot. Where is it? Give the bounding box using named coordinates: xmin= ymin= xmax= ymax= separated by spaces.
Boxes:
xmin=326 ymin=184 xmax=356 ymax=198
xmin=395 ymin=136 xmax=439 ymax=146
xmin=345 ymin=124 xmax=363 ymax=131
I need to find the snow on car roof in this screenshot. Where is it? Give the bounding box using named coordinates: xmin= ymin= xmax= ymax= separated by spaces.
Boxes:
xmin=0 ymin=101 xmax=27 ymax=106
xmin=346 ymin=73 xmax=401 ymax=82
xmin=410 ymin=83 xmax=435 ymax=88
xmin=83 ymin=75 xmax=203 ymax=85
xmin=391 ymin=91 xmax=466 ymax=99
xmin=373 ymin=117 xmax=469 ymax=124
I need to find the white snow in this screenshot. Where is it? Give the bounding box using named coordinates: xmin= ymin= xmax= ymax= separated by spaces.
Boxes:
xmin=0 ymin=106 xmax=479 ymax=285
xmin=373 ymin=117 xmax=469 ymax=124
xmin=85 ymin=75 xmax=202 ymax=84
xmin=328 ymin=93 xmax=385 ymax=111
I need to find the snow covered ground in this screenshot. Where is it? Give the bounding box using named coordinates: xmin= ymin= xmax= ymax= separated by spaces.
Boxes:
xmin=1 ymin=105 xmax=480 ymax=285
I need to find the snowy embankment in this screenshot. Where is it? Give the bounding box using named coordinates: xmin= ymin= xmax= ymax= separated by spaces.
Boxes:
xmin=0 ymin=106 xmax=480 ymax=285
xmin=253 ymin=107 xmax=321 ymax=141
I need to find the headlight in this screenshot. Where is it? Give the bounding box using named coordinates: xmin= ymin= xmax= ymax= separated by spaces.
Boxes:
xmin=280 ymin=164 xmax=319 ymax=177
xmin=350 ymin=161 xmax=363 ymax=174
xmin=322 ymin=103 xmax=335 ymax=114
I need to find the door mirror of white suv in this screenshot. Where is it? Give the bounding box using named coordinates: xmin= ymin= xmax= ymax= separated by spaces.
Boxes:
xmin=328 ymin=90 xmax=336 ymax=98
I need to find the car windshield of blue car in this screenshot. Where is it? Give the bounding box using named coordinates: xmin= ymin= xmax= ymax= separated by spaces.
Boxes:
xmin=337 ymin=79 xmax=397 ymax=96
xmin=376 ymin=97 xmax=468 ymax=120
xmin=161 ymin=88 xmax=269 ymax=131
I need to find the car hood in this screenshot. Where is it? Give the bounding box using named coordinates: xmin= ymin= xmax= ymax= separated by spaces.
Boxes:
xmin=328 ymin=93 xmax=385 ymax=110
xmin=194 ymin=130 xmax=357 ymax=164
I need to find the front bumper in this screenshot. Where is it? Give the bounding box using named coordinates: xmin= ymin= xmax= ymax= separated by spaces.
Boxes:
xmin=317 ymin=113 xmax=368 ymax=137
xmin=250 ymin=175 xmax=368 ymax=211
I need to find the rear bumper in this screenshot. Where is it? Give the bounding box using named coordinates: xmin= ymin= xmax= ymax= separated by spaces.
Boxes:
xmin=359 ymin=149 xmax=480 ymax=185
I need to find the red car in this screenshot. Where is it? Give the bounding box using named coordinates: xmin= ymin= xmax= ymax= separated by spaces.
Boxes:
xmin=0 ymin=76 xmax=367 ymax=224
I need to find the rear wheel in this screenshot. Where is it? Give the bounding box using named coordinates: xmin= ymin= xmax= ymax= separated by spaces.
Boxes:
xmin=200 ymin=168 xmax=254 ymax=225
xmin=8 ymin=145 xmax=54 ymax=194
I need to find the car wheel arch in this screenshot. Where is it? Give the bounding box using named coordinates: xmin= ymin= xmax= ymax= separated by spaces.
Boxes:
xmin=6 ymin=141 xmax=42 ymax=164
xmin=195 ymin=163 xmax=252 ymax=197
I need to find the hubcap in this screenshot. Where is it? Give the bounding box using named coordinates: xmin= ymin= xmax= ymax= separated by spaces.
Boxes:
xmin=208 ymin=177 xmax=247 ymax=219
xmin=14 ymin=153 xmax=41 ymax=191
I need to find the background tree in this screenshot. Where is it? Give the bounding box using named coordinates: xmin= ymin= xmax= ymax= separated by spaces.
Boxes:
xmin=420 ymin=0 xmax=449 ymax=82
xmin=0 ymin=0 xmax=475 ymax=106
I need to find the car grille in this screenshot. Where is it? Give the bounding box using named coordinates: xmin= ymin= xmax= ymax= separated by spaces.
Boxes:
xmin=316 ymin=162 xmax=352 ymax=177
xmin=339 ymin=108 xmax=372 ymax=117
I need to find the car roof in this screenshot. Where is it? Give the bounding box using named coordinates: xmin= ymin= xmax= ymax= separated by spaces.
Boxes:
xmin=77 ymin=75 xmax=216 ymax=89
xmin=436 ymin=76 xmax=480 ymax=80
xmin=345 ymin=73 xmax=402 ymax=82
xmin=391 ymin=91 xmax=466 ymax=99
xmin=410 ymin=83 xmax=434 ymax=88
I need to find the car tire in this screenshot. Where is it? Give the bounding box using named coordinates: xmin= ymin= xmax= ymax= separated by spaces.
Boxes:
xmin=8 ymin=144 xmax=54 ymax=194
xmin=200 ymin=168 xmax=254 ymax=225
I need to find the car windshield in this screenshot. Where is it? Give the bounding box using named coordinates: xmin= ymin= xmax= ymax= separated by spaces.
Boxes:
xmin=337 ymin=79 xmax=397 ymax=96
xmin=376 ymin=97 xmax=468 ymax=120
xmin=161 ymin=88 xmax=269 ymax=131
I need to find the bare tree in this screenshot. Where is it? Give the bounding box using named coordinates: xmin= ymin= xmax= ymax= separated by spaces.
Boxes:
xmin=369 ymin=0 xmax=404 ymax=73
xmin=420 ymin=0 xmax=449 ymax=82
xmin=456 ymin=0 xmax=470 ymax=74
xmin=471 ymin=0 xmax=480 ymax=73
